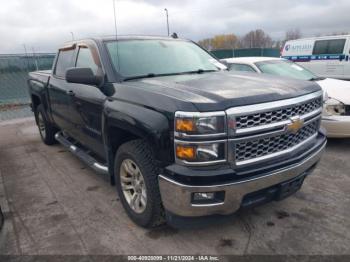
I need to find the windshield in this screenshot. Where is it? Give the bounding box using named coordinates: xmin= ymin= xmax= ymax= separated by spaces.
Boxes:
xmin=105 ymin=39 xmax=223 ymax=79
xmin=255 ymin=60 xmax=317 ymax=81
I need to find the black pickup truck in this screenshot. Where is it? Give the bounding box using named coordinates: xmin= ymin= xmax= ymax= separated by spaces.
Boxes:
xmin=28 ymin=36 xmax=326 ymax=227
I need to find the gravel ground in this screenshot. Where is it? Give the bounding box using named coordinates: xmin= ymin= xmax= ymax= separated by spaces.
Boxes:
xmin=0 ymin=118 xmax=349 ymax=255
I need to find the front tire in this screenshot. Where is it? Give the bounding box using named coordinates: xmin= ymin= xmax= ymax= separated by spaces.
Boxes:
xmin=114 ymin=140 xmax=165 ymax=228
xmin=35 ymin=104 xmax=57 ymax=145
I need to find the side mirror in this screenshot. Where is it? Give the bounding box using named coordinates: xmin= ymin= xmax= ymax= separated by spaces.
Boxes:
xmin=66 ymin=67 xmax=103 ymax=87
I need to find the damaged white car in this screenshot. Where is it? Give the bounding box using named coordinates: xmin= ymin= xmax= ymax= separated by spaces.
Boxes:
xmin=222 ymin=57 xmax=350 ymax=138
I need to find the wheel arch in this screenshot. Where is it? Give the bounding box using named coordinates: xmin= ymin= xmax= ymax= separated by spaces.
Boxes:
xmin=31 ymin=94 xmax=41 ymax=111
xmin=102 ymin=102 xmax=173 ymax=169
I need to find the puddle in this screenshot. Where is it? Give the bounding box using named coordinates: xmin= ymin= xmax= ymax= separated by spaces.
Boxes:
xmin=145 ymin=226 xmax=179 ymax=239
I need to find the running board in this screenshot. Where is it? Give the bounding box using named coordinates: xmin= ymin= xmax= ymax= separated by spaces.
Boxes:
xmin=55 ymin=132 xmax=109 ymax=176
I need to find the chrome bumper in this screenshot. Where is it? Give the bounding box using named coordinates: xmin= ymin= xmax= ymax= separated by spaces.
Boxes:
xmin=159 ymin=141 xmax=326 ymax=217
xmin=322 ymin=115 xmax=350 ymax=138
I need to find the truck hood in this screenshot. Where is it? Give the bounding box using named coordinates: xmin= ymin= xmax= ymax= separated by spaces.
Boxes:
xmin=316 ymin=78 xmax=350 ymax=105
xmin=115 ymin=71 xmax=321 ymax=112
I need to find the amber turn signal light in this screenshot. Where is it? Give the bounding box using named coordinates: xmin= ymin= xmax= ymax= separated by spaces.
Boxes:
xmin=176 ymin=119 xmax=195 ymax=132
xmin=176 ymin=145 xmax=196 ymax=160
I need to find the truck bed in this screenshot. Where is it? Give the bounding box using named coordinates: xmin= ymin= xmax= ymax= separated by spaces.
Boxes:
xmin=28 ymin=70 xmax=51 ymax=86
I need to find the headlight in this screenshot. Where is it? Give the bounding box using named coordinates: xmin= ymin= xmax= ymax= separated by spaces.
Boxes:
xmin=174 ymin=111 xmax=227 ymax=165
xmin=324 ymin=98 xmax=345 ymax=116
xmin=175 ymin=111 xmax=226 ymax=136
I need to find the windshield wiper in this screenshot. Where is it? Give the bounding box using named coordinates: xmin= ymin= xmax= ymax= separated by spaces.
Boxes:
xmin=123 ymin=69 xmax=218 ymax=81
xmin=309 ymin=76 xmax=325 ymax=81
xmin=183 ymin=69 xmax=218 ymax=74
xmin=123 ymin=73 xmax=157 ymax=81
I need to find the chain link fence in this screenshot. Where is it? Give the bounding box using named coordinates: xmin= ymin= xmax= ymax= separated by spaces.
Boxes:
xmin=0 ymin=54 xmax=55 ymax=121
xmin=211 ymin=48 xmax=280 ymax=59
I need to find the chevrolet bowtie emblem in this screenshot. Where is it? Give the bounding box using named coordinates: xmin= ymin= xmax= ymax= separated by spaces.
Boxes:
xmin=286 ymin=116 xmax=304 ymax=134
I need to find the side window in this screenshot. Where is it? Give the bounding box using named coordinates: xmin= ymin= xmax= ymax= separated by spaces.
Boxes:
xmin=54 ymin=49 xmax=74 ymax=78
xmin=229 ymin=63 xmax=256 ymax=73
xmin=328 ymin=39 xmax=346 ymax=54
xmin=312 ymin=40 xmax=328 ymax=55
xmin=313 ymin=39 xmax=346 ymax=55
xmin=76 ymin=47 xmax=99 ymax=74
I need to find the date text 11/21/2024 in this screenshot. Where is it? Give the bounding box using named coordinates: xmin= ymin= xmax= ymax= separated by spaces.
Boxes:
xmin=127 ymin=256 xmax=219 ymax=261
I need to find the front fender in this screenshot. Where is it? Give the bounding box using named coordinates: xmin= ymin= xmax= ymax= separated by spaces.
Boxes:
xmin=102 ymin=99 xmax=173 ymax=165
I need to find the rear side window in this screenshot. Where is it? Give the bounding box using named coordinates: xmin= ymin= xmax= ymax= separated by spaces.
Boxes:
xmin=312 ymin=39 xmax=346 ymax=55
xmin=54 ymin=49 xmax=74 ymax=78
xmin=76 ymin=47 xmax=99 ymax=74
xmin=228 ymin=63 xmax=256 ymax=72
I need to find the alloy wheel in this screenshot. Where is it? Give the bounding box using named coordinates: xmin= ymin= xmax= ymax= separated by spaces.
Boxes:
xmin=119 ymin=159 xmax=147 ymax=213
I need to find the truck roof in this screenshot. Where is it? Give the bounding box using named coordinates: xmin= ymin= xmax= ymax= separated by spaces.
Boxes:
xmin=98 ymin=35 xmax=185 ymax=41
xmin=62 ymin=35 xmax=188 ymax=47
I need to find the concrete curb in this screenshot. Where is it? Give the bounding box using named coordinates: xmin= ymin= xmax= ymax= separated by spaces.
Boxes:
xmin=0 ymin=117 xmax=34 ymax=127
xmin=0 ymin=169 xmax=20 ymax=254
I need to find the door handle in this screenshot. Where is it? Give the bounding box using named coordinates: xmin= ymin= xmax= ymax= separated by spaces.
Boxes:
xmin=66 ymin=90 xmax=75 ymax=96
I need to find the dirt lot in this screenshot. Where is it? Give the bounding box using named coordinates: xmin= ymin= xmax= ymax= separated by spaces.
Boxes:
xmin=0 ymin=118 xmax=349 ymax=255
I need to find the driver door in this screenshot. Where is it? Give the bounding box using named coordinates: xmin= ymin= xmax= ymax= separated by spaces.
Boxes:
xmin=67 ymin=43 xmax=106 ymax=158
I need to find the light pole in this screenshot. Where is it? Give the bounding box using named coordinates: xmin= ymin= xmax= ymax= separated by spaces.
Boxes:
xmin=70 ymin=32 xmax=75 ymax=41
xmin=164 ymin=8 xmax=169 ymax=36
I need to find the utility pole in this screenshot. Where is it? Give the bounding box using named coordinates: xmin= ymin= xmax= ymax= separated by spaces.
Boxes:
xmin=32 ymin=47 xmax=39 ymax=71
xmin=164 ymin=8 xmax=169 ymax=36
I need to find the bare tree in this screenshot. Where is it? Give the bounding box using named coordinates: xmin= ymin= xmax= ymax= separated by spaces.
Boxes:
xmin=198 ymin=38 xmax=212 ymax=50
xmin=273 ymin=40 xmax=283 ymax=49
xmin=330 ymin=31 xmax=349 ymax=36
xmin=240 ymin=29 xmax=273 ymax=48
xmin=285 ymin=29 xmax=302 ymax=41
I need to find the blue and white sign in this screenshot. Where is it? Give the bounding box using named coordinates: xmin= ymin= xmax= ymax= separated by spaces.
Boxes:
xmin=282 ymin=40 xmax=314 ymax=56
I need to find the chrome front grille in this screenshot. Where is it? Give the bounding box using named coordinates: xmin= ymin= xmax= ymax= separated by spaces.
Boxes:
xmin=236 ymin=96 xmax=322 ymax=129
xmin=235 ymin=119 xmax=320 ymax=163
xmin=226 ymin=91 xmax=323 ymax=166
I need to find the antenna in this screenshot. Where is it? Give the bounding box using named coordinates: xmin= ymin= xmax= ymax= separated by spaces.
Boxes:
xmin=112 ymin=0 xmax=120 ymax=72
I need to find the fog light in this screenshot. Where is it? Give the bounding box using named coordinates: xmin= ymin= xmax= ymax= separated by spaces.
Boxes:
xmin=193 ymin=192 xmax=215 ymax=201
xmin=176 ymin=145 xmax=196 ymax=160
xmin=192 ymin=191 xmax=225 ymax=205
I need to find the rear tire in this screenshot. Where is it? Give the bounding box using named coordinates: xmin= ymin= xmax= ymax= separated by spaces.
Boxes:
xmin=114 ymin=139 xmax=165 ymax=228
xmin=35 ymin=104 xmax=57 ymax=145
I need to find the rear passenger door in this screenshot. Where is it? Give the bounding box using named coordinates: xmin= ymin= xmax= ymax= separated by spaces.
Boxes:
xmin=48 ymin=46 xmax=76 ymax=133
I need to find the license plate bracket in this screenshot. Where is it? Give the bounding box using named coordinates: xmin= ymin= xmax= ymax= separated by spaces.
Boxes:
xmin=276 ymin=174 xmax=306 ymax=200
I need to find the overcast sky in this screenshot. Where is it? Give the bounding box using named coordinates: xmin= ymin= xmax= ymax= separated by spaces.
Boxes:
xmin=0 ymin=0 xmax=349 ymax=54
